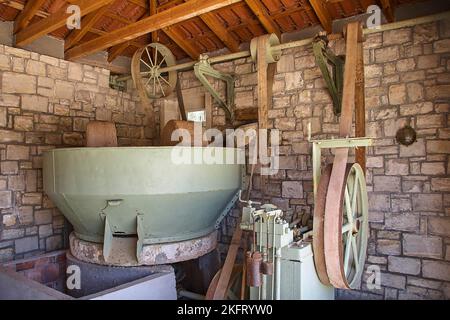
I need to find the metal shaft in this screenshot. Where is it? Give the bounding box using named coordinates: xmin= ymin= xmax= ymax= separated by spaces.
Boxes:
xmin=117 ymin=11 xmax=449 ymax=82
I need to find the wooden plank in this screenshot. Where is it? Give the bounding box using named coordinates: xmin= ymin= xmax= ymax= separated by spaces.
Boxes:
xmin=13 ymin=0 xmax=47 ymax=34
xmin=200 ymin=12 xmax=240 ymax=52
xmin=65 ymin=0 xmax=242 ymax=61
xmin=64 ymin=5 xmax=111 ymax=50
xmin=211 ymin=224 xmax=242 ymax=300
xmin=380 ymin=0 xmax=395 ymax=22
xmin=235 ymin=107 xmax=258 ymax=121
xmin=309 ymin=0 xmax=333 ymax=33
xmin=244 ymin=0 xmax=281 ymax=38
xmin=15 ymin=0 xmax=114 ymax=47
xmin=163 ymin=27 xmax=200 ymax=59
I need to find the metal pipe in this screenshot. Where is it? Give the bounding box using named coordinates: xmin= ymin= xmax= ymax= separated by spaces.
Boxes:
xmin=117 ymin=11 xmax=450 ymax=82
xmin=261 ymin=248 xmax=267 ymax=300
xmin=275 ymin=247 xmax=282 ymax=300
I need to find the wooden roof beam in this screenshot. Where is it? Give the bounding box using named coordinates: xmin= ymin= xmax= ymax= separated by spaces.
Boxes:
xmin=309 ymin=0 xmax=333 ymax=33
xmin=244 ymin=0 xmax=281 ymax=39
xmin=199 ymin=12 xmax=240 ymax=52
xmin=13 ymin=0 xmax=47 ymax=34
xmin=64 ymin=4 xmax=111 ymax=50
xmin=65 ymin=0 xmax=242 ymax=61
xmin=163 ymin=27 xmax=201 ymax=59
xmin=380 ymin=0 xmax=395 ymax=22
xmin=15 ymin=0 xmax=115 ymax=47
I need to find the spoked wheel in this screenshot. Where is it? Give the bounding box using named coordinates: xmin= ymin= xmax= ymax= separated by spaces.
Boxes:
xmin=131 ymin=43 xmax=177 ymax=99
xmin=313 ymin=163 xmax=368 ymax=289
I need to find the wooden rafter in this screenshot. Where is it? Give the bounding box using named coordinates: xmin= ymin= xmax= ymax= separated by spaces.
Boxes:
xmin=380 ymin=0 xmax=395 ymax=22
xmin=15 ymin=0 xmax=114 ymax=47
xmin=64 ymin=5 xmax=111 ymax=50
xmin=309 ymin=0 xmax=333 ymax=33
xmin=244 ymin=0 xmax=281 ymax=38
xmin=199 ymin=12 xmax=240 ymax=52
xmin=65 ymin=0 xmax=242 ymax=61
xmin=163 ymin=27 xmax=201 ymax=59
xmin=173 ymin=0 xmax=241 ymax=52
xmin=108 ymin=41 xmax=131 ymax=62
xmin=13 ymin=0 xmax=47 ymax=34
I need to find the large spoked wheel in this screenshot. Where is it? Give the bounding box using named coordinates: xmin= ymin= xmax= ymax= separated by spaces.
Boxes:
xmin=131 ymin=43 xmax=177 ymax=99
xmin=313 ymin=163 xmax=368 ymax=289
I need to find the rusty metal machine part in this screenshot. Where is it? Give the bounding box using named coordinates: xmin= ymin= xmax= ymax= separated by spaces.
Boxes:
xmin=396 ymin=124 xmax=417 ymax=146
xmin=69 ymin=231 xmax=218 ymax=266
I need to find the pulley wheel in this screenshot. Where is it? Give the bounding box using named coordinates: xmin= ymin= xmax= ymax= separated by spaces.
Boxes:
xmin=131 ymin=43 xmax=177 ymax=99
xmin=324 ymin=163 xmax=369 ymax=289
xmin=312 ymin=164 xmax=332 ymax=286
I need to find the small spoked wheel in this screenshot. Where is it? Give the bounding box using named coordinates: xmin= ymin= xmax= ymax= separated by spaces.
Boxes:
xmin=131 ymin=43 xmax=177 ymax=99
xmin=313 ymin=163 xmax=368 ymax=289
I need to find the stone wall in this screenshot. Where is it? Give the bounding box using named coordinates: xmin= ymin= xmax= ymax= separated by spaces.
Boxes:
xmin=174 ymin=19 xmax=450 ymax=299
xmin=0 ymin=44 xmax=154 ymax=262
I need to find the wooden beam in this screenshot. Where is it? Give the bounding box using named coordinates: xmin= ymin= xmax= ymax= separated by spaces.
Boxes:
xmin=150 ymin=0 xmax=158 ymax=43
xmin=163 ymin=27 xmax=201 ymax=59
xmin=199 ymin=12 xmax=240 ymax=52
xmin=380 ymin=0 xmax=395 ymax=23
xmin=309 ymin=0 xmax=333 ymax=33
xmin=65 ymin=0 xmax=242 ymax=61
xmin=15 ymin=0 xmax=114 ymax=47
xmin=64 ymin=5 xmax=111 ymax=50
xmin=107 ymin=41 xmax=131 ymax=63
xmin=13 ymin=0 xmax=47 ymax=34
xmin=244 ymin=0 xmax=281 ymax=38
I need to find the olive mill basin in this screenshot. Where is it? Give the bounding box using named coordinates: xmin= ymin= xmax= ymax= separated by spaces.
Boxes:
xmin=43 ymin=147 xmax=243 ymax=245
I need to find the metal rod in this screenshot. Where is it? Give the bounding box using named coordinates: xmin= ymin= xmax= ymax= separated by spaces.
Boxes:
xmin=275 ymin=247 xmax=281 ymax=300
xmin=117 ymin=11 xmax=450 ymax=82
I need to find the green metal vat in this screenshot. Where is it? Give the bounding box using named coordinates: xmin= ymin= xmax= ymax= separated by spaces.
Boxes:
xmin=43 ymin=147 xmax=243 ymax=246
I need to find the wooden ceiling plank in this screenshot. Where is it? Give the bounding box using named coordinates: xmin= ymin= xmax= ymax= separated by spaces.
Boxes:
xmin=380 ymin=0 xmax=395 ymax=22
xmin=13 ymin=0 xmax=47 ymax=34
xmin=309 ymin=0 xmax=333 ymax=33
xmin=65 ymin=0 xmax=242 ymax=61
xmin=65 ymin=5 xmax=112 ymax=51
xmin=244 ymin=0 xmax=281 ymax=38
xmin=15 ymin=0 xmax=115 ymax=47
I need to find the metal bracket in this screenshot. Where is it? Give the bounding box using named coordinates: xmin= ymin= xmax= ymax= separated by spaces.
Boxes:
xmin=214 ymin=190 xmax=241 ymax=229
xmin=194 ymin=54 xmax=235 ymax=122
xmin=310 ymin=137 xmax=374 ymax=199
xmin=312 ymin=35 xmax=345 ymax=116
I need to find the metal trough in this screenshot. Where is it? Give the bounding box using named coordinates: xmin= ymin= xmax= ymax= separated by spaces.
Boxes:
xmin=43 ymin=147 xmax=243 ymax=265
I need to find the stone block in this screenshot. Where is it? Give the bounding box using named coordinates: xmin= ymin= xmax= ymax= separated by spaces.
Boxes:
xmin=21 ymin=95 xmax=48 ymax=113
xmin=14 ymin=116 xmax=34 ymax=131
xmin=2 ymin=72 xmax=36 ymax=94
xmin=385 ymin=213 xmax=419 ymax=232
xmin=422 ymin=260 xmax=450 ymax=281
xmin=428 ymin=217 xmax=450 ymax=237
xmin=377 ymin=239 xmax=401 ymax=255
xmin=25 ymin=60 xmax=46 ymax=76
xmin=403 ymin=234 xmax=442 ymax=259
xmin=386 ymin=159 xmax=409 ymax=176
xmin=412 ymin=194 xmax=442 ymax=212
xmin=373 ymin=176 xmax=401 ymax=192
xmin=282 ymin=181 xmax=303 ymax=198
xmin=6 ymin=145 xmax=29 ymax=160
xmin=388 ymin=256 xmax=421 ymax=275
xmin=388 ymin=84 xmax=406 ymax=105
